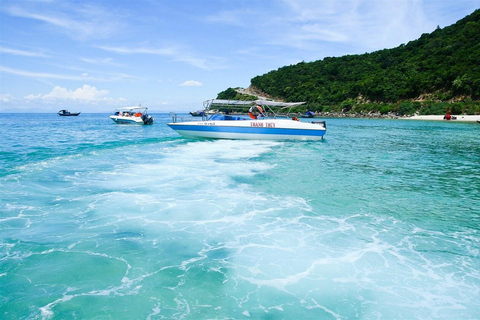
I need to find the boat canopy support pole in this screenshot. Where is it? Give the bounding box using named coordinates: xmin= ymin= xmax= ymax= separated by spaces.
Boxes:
xmin=169 ymin=112 xmax=177 ymax=123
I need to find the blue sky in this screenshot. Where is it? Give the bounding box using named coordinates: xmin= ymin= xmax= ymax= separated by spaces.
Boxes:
xmin=1 ymin=0 xmax=479 ymax=113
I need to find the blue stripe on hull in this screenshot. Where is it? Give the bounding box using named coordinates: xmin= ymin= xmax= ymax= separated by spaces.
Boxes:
xmin=168 ymin=124 xmax=325 ymax=139
xmin=112 ymin=118 xmax=142 ymax=124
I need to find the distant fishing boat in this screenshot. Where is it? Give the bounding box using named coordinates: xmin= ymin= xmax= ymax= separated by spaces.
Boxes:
xmin=168 ymin=99 xmax=326 ymax=140
xmin=189 ymin=110 xmax=205 ymax=117
xmin=300 ymin=110 xmax=315 ymax=118
xmin=58 ymin=109 xmax=81 ymax=116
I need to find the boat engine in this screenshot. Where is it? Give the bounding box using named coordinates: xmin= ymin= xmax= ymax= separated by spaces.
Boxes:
xmin=142 ymin=114 xmax=154 ymax=125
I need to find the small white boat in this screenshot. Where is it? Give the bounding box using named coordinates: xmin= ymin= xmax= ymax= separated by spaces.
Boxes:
xmin=167 ymin=99 xmax=326 ymax=140
xmin=110 ymin=106 xmax=153 ymax=124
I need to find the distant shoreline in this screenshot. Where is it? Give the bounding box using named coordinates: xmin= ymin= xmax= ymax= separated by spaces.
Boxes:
xmin=405 ymin=115 xmax=480 ymax=122
xmin=308 ymin=112 xmax=480 ymax=122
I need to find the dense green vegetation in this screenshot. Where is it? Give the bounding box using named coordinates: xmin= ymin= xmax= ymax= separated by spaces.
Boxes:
xmin=216 ymin=87 xmax=258 ymax=101
xmin=220 ymin=9 xmax=480 ymax=115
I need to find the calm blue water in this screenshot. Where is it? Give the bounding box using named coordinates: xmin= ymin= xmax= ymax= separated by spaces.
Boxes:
xmin=1 ymin=113 xmax=479 ymax=319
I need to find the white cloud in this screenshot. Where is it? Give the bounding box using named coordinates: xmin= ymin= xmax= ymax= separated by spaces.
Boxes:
xmin=0 ymin=46 xmax=48 ymax=57
xmin=0 ymin=66 xmax=130 ymax=82
xmin=297 ymin=24 xmax=349 ymax=42
xmin=97 ymin=46 xmax=176 ymax=56
xmin=25 ymin=85 xmax=110 ymax=101
xmin=205 ymin=8 xmax=254 ymax=27
xmin=3 ymin=3 xmax=122 ymax=40
xmin=0 ymin=93 xmax=15 ymax=102
xmin=179 ymin=80 xmax=203 ymax=87
xmin=277 ymin=0 xmax=433 ymax=50
xmin=24 ymin=94 xmax=43 ymax=100
xmin=174 ymin=54 xmax=227 ymax=70
xmin=0 ymin=66 xmax=90 ymax=80
xmin=206 ymin=0 xmax=437 ymax=55
xmin=98 ymin=45 xmax=226 ymax=70
xmin=79 ymin=57 xmax=122 ymax=67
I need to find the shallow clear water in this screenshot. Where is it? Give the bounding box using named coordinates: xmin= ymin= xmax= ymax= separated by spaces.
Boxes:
xmin=1 ymin=114 xmax=479 ymax=319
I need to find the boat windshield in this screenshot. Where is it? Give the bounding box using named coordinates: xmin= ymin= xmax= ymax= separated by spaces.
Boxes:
xmin=209 ymin=114 xmax=247 ymax=121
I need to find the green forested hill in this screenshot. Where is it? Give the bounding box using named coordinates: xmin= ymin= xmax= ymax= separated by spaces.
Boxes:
xmin=220 ymin=9 xmax=480 ymax=115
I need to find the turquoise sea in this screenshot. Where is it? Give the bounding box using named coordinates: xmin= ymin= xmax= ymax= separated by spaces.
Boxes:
xmin=1 ymin=113 xmax=479 ymax=319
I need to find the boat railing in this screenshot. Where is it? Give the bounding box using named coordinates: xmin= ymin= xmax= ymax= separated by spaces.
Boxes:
xmin=169 ymin=112 xmax=208 ymax=123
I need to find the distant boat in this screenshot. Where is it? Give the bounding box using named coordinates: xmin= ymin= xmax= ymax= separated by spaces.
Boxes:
xmin=110 ymin=105 xmax=154 ymax=124
xmin=189 ymin=110 xmax=205 ymax=117
xmin=300 ymin=110 xmax=315 ymax=118
xmin=58 ymin=109 xmax=81 ymax=116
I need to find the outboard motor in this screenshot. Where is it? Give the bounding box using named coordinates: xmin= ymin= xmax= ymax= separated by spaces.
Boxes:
xmin=142 ymin=114 xmax=154 ymax=125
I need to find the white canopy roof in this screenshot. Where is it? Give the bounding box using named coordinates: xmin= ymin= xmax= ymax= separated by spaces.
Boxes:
xmin=208 ymin=99 xmax=254 ymax=106
xmin=205 ymin=99 xmax=305 ymax=108
xmin=255 ymin=100 xmax=305 ymax=107
xmin=114 ymin=106 xmax=147 ymax=111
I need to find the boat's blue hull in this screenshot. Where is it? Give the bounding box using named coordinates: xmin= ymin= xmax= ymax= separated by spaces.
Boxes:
xmin=112 ymin=118 xmax=142 ymax=124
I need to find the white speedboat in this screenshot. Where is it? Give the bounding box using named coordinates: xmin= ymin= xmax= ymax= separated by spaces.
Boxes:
xmin=167 ymin=99 xmax=326 ymax=140
xmin=110 ymin=106 xmax=153 ymax=124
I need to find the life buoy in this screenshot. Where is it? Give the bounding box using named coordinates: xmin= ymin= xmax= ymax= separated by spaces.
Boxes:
xmin=249 ymin=105 xmax=264 ymax=119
